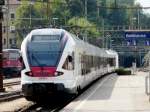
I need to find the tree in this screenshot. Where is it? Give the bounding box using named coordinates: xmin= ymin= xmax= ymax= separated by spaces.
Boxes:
xmin=69 ymin=0 xmax=84 ymax=17
xmin=67 ymin=17 xmax=100 ymax=38
xmin=50 ymin=0 xmax=70 ymax=26
xmin=15 ymin=1 xmax=49 ymax=39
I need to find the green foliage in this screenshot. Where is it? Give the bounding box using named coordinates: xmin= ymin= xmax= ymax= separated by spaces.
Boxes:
xmin=67 ymin=17 xmax=100 ymax=37
xmin=50 ymin=0 xmax=70 ymax=26
xmin=14 ymin=0 xmax=150 ymax=47
xmin=115 ymin=68 xmax=131 ymax=75
xmin=15 ymin=1 xmax=49 ymax=39
xmin=68 ymin=0 xmax=85 ymax=17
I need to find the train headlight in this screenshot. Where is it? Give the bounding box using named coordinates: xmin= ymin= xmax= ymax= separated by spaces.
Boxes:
xmin=25 ymin=71 xmax=33 ymax=76
xmin=54 ymin=71 xmax=63 ymax=76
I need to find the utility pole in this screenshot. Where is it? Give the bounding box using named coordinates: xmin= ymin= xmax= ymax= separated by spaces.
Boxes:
xmin=29 ymin=0 xmax=35 ymax=28
xmin=85 ymin=0 xmax=87 ymax=19
xmin=30 ymin=2 xmax=32 ymax=27
xmin=102 ymin=18 xmax=105 ymax=48
xmin=114 ymin=0 xmax=117 ymax=8
xmin=6 ymin=0 xmax=9 ymax=48
xmin=46 ymin=0 xmax=51 ymax=27
xmin=0 ymin=0 xmax=5 ymax=92
xmin=137 ymin=7 xmax=140 ymax=29
xmin=84 ymin=0 xmax=87 ymax=42
xmin=46 ymin=0 xmax=49 ymax=23
xmin=52 ymin=17 xmax=58 ymax=27
xmin=97 ymin=2 xmax=100 ymax=23
xmin=98 ymin=1 xmax=105 ymax=48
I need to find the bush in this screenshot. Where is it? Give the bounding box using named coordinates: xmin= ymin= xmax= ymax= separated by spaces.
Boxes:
xmin=115 ymin=68 xmax=131 ymax=75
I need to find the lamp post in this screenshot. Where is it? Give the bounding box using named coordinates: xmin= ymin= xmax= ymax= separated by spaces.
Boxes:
xmin=105 ymin=32 xmax=111 ymax=49
xmin=137 ymin=7 xmax=140 ymax=29
xmin=131 ymin=17 xmax=136 ymax=30
xmin=131 ymin=13 xmax=140 ymax=30
xmin=52 ymin=18 xmax=58 ymax=28
xmin=110 ymin=39 xmax=114 ymax=49
xmin=102 ymin=18 xmax=105 ymax=48
xmin=29 ymin=1 xmax=34 ymax=28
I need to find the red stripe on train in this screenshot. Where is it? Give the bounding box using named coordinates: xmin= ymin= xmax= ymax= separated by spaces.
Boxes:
xmin=3 ymin=60 xmax=22 ymax=68
xmin=31 ymin=67 xmax=56 ymax=77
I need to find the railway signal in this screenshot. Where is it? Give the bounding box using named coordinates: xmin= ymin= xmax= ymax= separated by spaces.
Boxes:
xmin=0 ymin=0 xmax=5 ymax=92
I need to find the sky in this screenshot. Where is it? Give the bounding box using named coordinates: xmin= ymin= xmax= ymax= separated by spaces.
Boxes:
xmin=136 ymin=0 xmax=150 ymax=13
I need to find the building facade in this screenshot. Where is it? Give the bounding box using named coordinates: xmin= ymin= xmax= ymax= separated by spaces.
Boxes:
xmin=2 ymin=0 xmax=20 ymax=49
xmin=107 ymin=30 xmax=150 ymax=67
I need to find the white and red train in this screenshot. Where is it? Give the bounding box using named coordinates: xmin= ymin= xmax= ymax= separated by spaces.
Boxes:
xmin=21 ymin=28 xmax=118 ymax=101
xmin=3 ymin=49 xmax=22 ymax=78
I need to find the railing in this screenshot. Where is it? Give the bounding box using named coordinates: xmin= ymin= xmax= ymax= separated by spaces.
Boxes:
xmin=145 ymin=76 xmax=149 ymax=95
xmin=145 ymin=72 xmax=150 ymax=101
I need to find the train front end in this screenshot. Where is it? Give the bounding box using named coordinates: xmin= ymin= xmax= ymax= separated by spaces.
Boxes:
xmin=21 ymin=29 xmax=75 ymax=100
xmin=3 ymin=49 xmax=22 ymax=78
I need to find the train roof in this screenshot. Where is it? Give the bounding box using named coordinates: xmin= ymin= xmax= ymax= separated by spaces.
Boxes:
xmin=30 ymin=28 xmax=64 ymax=36
xmin=106 ymin=49 xmax=118 ymax=55
xmin=3 ymin=49 xmax=20 ymax=52
xmin=105 ymin=50 xmax=118 ymax=57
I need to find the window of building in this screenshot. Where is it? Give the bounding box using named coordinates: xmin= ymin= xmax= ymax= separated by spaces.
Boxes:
xmin=9 ymin=38 xmax=12 ymax=44
xmin=3 ymin=38 xmax=6 ymax=45
xmin=10 ymin=13 xmax=15 ymax=19
xmin=3 ymin=26 xmax=6 ymax=33
xmin=14 ymin=38 xmax=17 ymax=44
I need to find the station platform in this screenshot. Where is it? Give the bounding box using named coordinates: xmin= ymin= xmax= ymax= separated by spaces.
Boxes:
xmin=61 ymin=72 xmax=150 ymax=112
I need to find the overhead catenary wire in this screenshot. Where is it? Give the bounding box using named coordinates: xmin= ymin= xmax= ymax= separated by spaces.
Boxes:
xmin=5 ymin=2 xmax=150 ymax=10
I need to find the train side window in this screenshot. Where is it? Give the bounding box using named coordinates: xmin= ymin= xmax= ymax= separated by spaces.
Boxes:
xmin=62 ymin=55 xmax=74 ymax=70
xmin=68 ymin=55 xmax=72 ymax=62
xmin=3 ymin=52 xmax=8 ymax=60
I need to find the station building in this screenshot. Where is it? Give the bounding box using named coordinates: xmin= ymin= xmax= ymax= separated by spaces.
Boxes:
xmin=110 ymin=30 xmax=150 ymax=67
xmin=2 ymin=0 xmax=20 ymax=49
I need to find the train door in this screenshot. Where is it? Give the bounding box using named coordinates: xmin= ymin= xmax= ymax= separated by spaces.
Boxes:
xmin=80 ymin=53 xmax=89 ymax=88
xmin=75 ymin=52 xmax=84 ymax=89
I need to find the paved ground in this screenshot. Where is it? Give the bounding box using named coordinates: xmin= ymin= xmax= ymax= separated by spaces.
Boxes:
xmin=0 ymin=98 xmax=32 ymax=112
xmin=3 ymin=77 xmax=20 ymax=84
xmin=0 ymin=78 xmax=31 ymax=112
xmin=61 ymin=72 xmax=150 ymax=112
xmin=4 ymin=77 xmax=21 ymax=92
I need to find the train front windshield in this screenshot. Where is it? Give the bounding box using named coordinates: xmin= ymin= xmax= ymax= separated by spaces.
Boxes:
xmin=3 ymin=51 xmax=20 ymax=60
xmin=27 ymin=35 xmax=65 ymax=67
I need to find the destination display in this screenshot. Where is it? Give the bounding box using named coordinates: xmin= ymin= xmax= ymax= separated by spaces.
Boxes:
xmin=125 ymin=31 xmax=150 ymax=38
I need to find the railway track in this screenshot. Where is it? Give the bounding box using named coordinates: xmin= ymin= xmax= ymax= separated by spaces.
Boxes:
xmin=0 ymin=80 xmax=22 ymax=102
xmin=3 ymin=81 xmax=20 ymax=87
xmin=17 ymin=94 xmax=75 ymax=112
xmin=0 ymin=90 xmax=23 ymax=102
xmin=17 ymin=74 xmax=109 ymax=112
